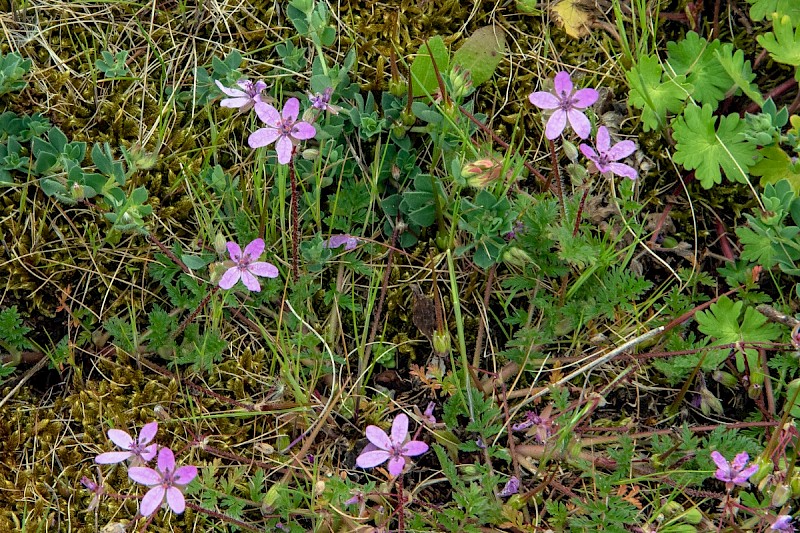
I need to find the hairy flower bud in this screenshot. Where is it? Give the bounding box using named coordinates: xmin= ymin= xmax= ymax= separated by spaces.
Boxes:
xmin=503 ymin=246 xmax=532 ymax=268
xmin=772 ymin=483 xmax=791 ymax=507
xmin=448 ymin=65 xmax=473 ymax=99
xmin=433 ymin=328 xmax=451 ymax=356
xmin=461 ymin=157 xmax=504 ymax=188
xmin=712 ymin=370 xmax=738 ymax=388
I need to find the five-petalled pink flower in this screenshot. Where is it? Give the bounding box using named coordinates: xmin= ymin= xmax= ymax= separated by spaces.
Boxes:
xmin=528 ymin=71 xmax=598 ymax=140
xmin=248 ymin=97 xmax=316 ymax=165
xmin=356 ymin=413 xmax=428 ymax=477
xmin=711 ymin=450 xmax=758 ymax=489
xmin=219 ymin=238 xmax=279 ymax=292
xmin=95 ymin=421 xmax=158 ymax=466
xmin=215 ymin=79 xmax=267 ymax=112
xmin=128 ymin=447 xmax=197 ymax=517
xmin=579 ymin=126 xmax=638 ymax=180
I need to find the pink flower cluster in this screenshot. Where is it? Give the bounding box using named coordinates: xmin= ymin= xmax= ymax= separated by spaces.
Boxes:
xmin=529 ymin=71 xmax=638 ymax=180
xmin=90 ymin=422 xmax=198 ymax=518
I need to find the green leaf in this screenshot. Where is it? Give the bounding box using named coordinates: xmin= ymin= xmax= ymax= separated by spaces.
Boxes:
xmin=750 ymin=145 xmax=800 ymax=190
xmin=747 ymin=0 xmax=800 ymax=24
xmin=757 ymin=13 xmax=800 ymax=67
xmin=451 ymin=26 xmax=505 ymax=87
xmin=410 ymin=36 xmax=449 ymax=98
xmin=666 ymin=32 xmax=733 ymax=106
xmin=715 ymin=43 xmax=763 ymax=106
xmin=671 ymin=103 xmax=758 ymax=188
xmin=626 ymin=55 xmax=692 ymax=131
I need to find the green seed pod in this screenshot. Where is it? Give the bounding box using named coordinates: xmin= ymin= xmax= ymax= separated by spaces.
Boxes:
xmin=772 ymin=483 xmax=791 ymax=507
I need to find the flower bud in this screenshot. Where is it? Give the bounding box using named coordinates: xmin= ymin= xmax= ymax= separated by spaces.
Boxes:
xmin=214 ymin=232 xmax=227 ymax=256
xmin=791 ymin=473 xmax=800 ymax=497
xmin=70 ymin=182 xmax=85 ymax=202
xmin=772 ymin=483 xmax=791 ymax=507
xmin=698 ymin=387 xmax=723 ymax=416
xmin=461 ymin=157 xmax=504 ymax=188
xmin=561 ymin=139 xmax=579 ymax=162
xmin=301 ymin=148 xmax=319 ymax=161
xmin=683 ymin=507 xmax=703 ymax=524
xmin=749 ymin=456 xmax=774 ymax=485
xmin=503 ymin=246 xmax=533 ymax=268
xmin=448 ymin=65 xmax=473 ymax=99
xmin=433 ymin=328 xmax=451 ymax=356
xmin=389 ymin=80 xmax=407 ymax=98
xmin=712 ymin=370 xmax=738 ymax=388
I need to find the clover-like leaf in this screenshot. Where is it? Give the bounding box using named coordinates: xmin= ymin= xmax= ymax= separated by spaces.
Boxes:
xmin=671 ymin=103 xmax=758 ymax=188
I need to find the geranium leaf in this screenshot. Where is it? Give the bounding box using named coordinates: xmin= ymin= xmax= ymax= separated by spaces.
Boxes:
xmin=757 ymin=13 xmax=800 ymax=67
xmin=626 ymin=55 xmax=692 ymax=131
xmin=666 ymin=32 xmax=733 ymax=106
xmin=671 ymin=103 xmax=759 ymax=188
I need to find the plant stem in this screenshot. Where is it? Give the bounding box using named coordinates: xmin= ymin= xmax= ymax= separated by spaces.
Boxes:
xmin=289 ymin=148 xmax=299 ymax=282
xmin=549 ymin=139 xmax=566 ymax=219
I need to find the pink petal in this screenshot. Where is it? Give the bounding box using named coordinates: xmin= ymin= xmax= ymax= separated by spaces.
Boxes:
xmin=226 ymin=241 xmax=242 ymax=262
xmin=128 ymin=466 xmax=163 ymax=486
xmin=390 ymin=414 xmax=409 ymax=445
xmin=215 ymin=80 xmax=247 ymax=98
xmin=732 ymin=452 xmax=750 ymax=471
xmin=248 ymin=127 xmax=281 ymax=149
xmin=218 ymin=267 xmax=241 ymax=289
xmin=595 ymin=126 xmax=611 ymax=152
xmin=174 ymin=465 xmax=198 ymax=485
xmin=579 ymin=144 xmax=598 ymax=161
xmin=291 ymin=121 xmax=317 ymax=140
xmin=365 ymin=426 xmax=393 ymax=450
xmin=139 ymin=486 xmax=165 ymax=517
xmin=243 ymin=238 xmax=265 ymax=260
xmin=138 ymin=422 xmax=158 ymax=445
xmin=710 ymin=451 xmax=729 ymax=470
xmin=566 ymin=109 xmax=592 ymax=139
xmin=387 ymin=455 xmax=405 ymax=477
xmin=254 ymin=102 xmax=281 ymax=126
xmin=157 ymin=447 xmax=175 ymax=474
xmin=553 ymin=71 xmax=573 ymax=96
xmin=248 ymin=261 xmax=279 ymax=278
xmin=275 ymin=135 xmax=294 ymax=165
xmin=356 ymin=449 xmax=390 ymax=469
xmin=107 ymin=429 xmax=134 ymax=450
xmin=95 ymin=451 xmax=133 ymax=464
xmin=141 ymin=444 xmax=158 ymax=462
xmin=240 ymin=270 xmax=262 ymax=292
xmin=282 ymin=97 xmax=300 ymax=121
xmin=528 ymin=91 xmax=560 ymax=109
xmin=166 ymin=487 xmax=186 ymax=514
xmin=220 ymin=97 xmax=251 ymax=109
xmin=544 ymin=111 xmax=567 ymax=140
xmin=735 ymin=464 xmax=758 ymax=485
xmin=572 ymin=87 xmax=599 ymax=108
xmin=253 ymin=80 xmax=267 ymax=93
xmin=606 ymin=140 xmax=637 ymax=161
xmin=608 ymin=162 xmax=638 ymax=180
xmin=401 ymin=440 xmax=429 ymax=457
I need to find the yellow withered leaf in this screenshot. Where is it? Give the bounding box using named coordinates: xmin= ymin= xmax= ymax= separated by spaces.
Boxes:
xmin=550 ymin=0 xmax=594 ymax=39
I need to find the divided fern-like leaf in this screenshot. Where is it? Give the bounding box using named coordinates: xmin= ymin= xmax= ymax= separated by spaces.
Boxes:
xmin=0 ymin=306 xmax=32 ymax=351
xmin=671 ymin=103 xmax=758 ymax=188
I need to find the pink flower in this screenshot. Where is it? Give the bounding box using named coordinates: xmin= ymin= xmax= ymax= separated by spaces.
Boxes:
xmin=128 ymin=447 xmax=197 ymax=517
xmin=498 ymin=476 xmax=520 ymax=497
xmin=356 ymin=413 xmax=429 ymax=477
xmin=579 ymin=126 xmax=638 ymax=180
xmin=248 ymin=97 xmax=317 ymax=164
xmin=308 ymin=87 xmax=342 ymax=115
xmin=322 ymin=234 xmax=360 ymax=251
xmin=215 ymin=79 xmax=266 ymax=112
xmin=95 ymin=422 xmax=158 ymax=465
xmin=711 ymin=451 xmax=758 ymax=488
xmin=772 ymin=515 xmax=795 ymax=532
xmin=528 ymin=71 xmax=598 ymax=140
xmin=218 ymin=238 xmax=279 ymax=292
